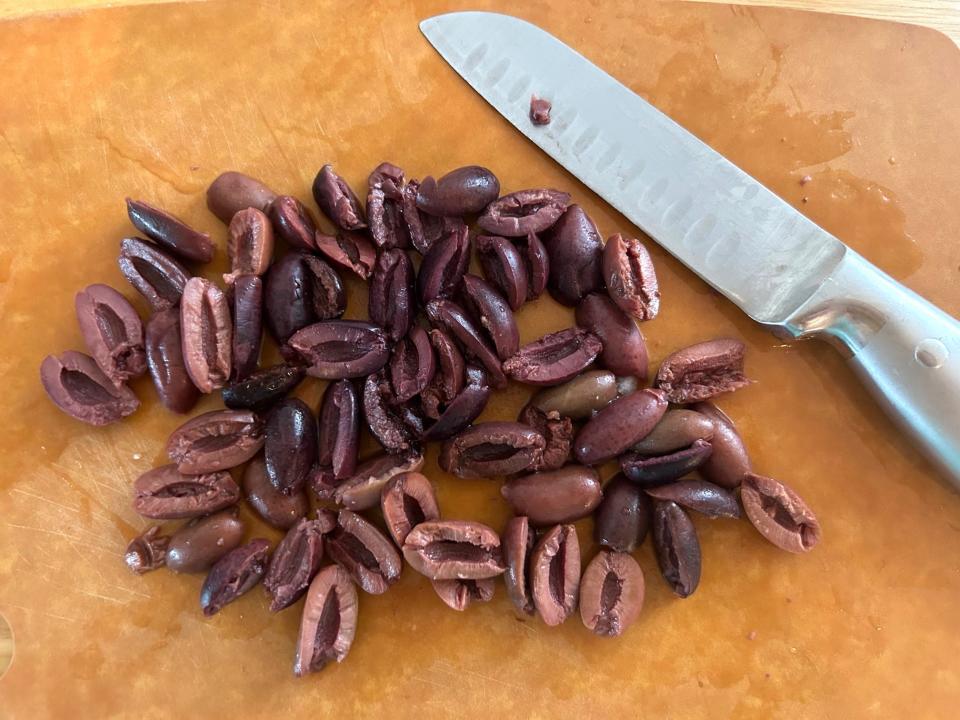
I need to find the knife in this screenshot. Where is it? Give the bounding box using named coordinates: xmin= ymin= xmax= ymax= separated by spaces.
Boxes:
xmin=420 ymin=11 xmax=960 ymax=486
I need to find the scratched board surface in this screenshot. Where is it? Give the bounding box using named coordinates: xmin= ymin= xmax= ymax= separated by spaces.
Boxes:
xmin=0 ymin=1 xmax=959 ymax=718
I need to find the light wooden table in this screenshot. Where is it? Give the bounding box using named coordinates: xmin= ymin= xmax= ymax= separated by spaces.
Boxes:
xmin=0 ymin=614 xmax=12 ymax=679
xmin=0 ymin=0 xmax=958 ymax=44
xmin=698 ymin=0 xmax=960 ymax=44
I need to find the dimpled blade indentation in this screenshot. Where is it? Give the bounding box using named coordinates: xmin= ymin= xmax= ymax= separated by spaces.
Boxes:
xmin=420 ymin=12 xmax=847 ymax=324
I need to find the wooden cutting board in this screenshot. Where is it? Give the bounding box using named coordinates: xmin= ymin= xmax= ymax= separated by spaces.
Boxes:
xmin=1 ymin=1 xmax=958 ymax=717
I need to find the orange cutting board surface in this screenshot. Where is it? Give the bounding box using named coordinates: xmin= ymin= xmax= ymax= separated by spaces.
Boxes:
xmin=1 ymin=1 xmax=959 ymax=718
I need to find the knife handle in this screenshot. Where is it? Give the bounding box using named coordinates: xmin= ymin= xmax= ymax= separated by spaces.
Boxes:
xmin=782 ymin=249 xmax=960 ymax=486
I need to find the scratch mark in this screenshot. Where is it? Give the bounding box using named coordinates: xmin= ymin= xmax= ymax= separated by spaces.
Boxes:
xmin=66 ymin=539 xmax=110 ymax=583
xmin=5 ymin=604 xmax=80 ymax=624
xmin=94 ymin=100 xmax=110 ymax=183
xmin=170 ymin=89 xmax=188 ymax=150
xmin=379 ymin=24 xmax=398 ymax=67
xmin=40 ymin=121 xmax=69 ymax=181
xmin=744 ymin=5 xmax=765 ymax=33
xmin=411 ymin=675 xmax=447 ymax=690
xmin=0 ymin=129 xmax=27 ymax=174
xmin=517 ymin=621 xmax=540 ymax=638
xmin=255 ymin=103 xmax=297 ymax=176
xmin=94 ymin=130 xmax=203 ymax=195
xmin=76 ymin=589 xmax=128 ymax=605
xmin=76 ymin=474 xmax=127 ymax=497
xmin=432 ymin=659 xmax=522 ymax=690
xmin=196 ymin=621 xmax=213 ymax=660
xmin=6 ymin=522 xmax=76 ymax=536
xmin=15 ymin=551 xmax=58 ymax=574
xmin=9 ymin=487 xmax=80 ymax=513
xmin=789 ymin=84 xmax=804 ymax=111
xmin=5 ymin=523 xmax=115 ymax=552
xmin=213 ymin=114 xmax=238 ymax=165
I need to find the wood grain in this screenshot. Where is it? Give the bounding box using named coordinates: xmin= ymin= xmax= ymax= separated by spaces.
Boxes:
xmin=0 ymin=0 xmax=958 ymax=45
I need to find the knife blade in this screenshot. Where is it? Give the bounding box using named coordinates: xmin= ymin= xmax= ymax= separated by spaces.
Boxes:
xmin=420 ymin=11 xmax=844 ymax=325
xmin=420 ymin=11 xmax=960 ymax=484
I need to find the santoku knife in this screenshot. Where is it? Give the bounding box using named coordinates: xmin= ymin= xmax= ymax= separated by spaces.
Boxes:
xmin=420 ymin=11 xmax=960 ymax=486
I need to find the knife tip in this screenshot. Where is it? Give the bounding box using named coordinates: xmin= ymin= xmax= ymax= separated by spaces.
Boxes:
xmin=419 ymin=14 xmax=449 ymax=44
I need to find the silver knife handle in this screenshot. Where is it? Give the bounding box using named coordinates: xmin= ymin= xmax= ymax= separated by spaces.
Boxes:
xmin=781 ymin=250 xmax=960 ymax=486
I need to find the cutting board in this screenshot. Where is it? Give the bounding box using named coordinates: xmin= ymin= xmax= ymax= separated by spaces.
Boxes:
xmin=1 ymin=1 xmax=959 ymax=717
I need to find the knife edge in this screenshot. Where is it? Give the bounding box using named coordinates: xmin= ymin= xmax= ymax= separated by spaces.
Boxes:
xmin=419 ymin=11 xmax=847 ymax=326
